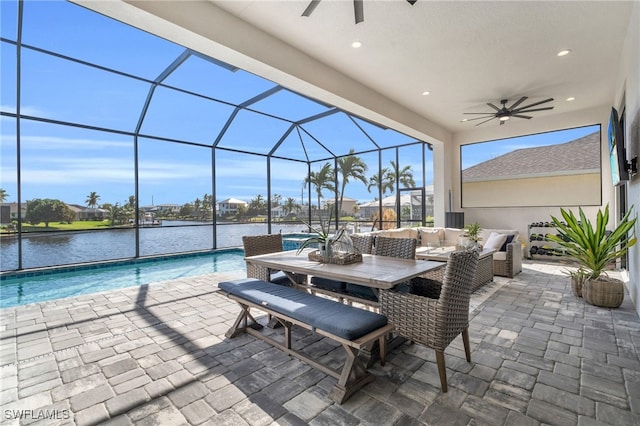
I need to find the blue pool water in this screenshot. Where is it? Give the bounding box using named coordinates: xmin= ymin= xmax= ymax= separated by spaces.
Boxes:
xmin=0 ymin=249 xmax=246 ymax=309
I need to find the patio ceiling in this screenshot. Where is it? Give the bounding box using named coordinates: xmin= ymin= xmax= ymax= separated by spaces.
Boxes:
xmin=75 ymin=0 xmax=634 ymax=141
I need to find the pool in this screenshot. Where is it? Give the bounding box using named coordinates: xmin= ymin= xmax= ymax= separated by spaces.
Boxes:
xmin=282 ymin=233 xmax=313 ymax=251
xmin=0 ymin=249 xmax=246 ymax=309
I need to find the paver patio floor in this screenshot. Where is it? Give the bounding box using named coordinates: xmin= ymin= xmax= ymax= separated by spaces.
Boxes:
xmin=1 ymin=261 xmax=639 ymax=425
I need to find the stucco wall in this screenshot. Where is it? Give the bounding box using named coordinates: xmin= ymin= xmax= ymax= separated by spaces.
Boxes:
xmin=462 ymin=173 xmax=601 ymax=207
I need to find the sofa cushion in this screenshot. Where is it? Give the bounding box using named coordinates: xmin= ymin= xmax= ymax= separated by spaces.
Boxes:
xmin=479 ymin=229 xmax=519 ymax=244
xmin=493 ymin=251 xmax=507 ymax=261
xmin=484 ymin=232 xmax=508 ymax=251
xmin=443 ymin=228 xmax=465 ymax=246
xmin=418 ymin=227 xmax=444 ymax=246
xmin=500 ymin=234 xmax=515 ymax=252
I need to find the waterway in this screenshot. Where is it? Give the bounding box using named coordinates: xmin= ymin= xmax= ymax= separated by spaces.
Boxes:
xmin=0 ymin=221 xmax=309 ymax=272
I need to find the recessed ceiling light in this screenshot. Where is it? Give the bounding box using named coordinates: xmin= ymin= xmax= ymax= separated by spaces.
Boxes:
xmin=351 ymin=41 xmax=362 ymax=48
xmin=461 ymin=118 xmax=468 ymax=122
xmin=422 ymin=91 xmax=430 ymax=96
xmin=566 ymin=97 xmax=575 ymax=101
xmin=557 ymin=49 xmax=571 ymax=57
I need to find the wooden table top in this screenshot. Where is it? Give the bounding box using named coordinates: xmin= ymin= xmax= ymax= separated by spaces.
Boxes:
xmin=245 ymin=249 xmax=445 ymax=289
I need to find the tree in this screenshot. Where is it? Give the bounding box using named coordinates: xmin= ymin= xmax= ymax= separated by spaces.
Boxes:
xmin=283 ymin=197 xmax=299 ymax=216
xmin=271 ymin=193 xmax=282 ymax=207
xmin=25 ymin=199 xmax=74 ymax=227
xmin=336 ymin=149 xmax=368 ymax=215
xmin=180 ymin=203 xmax=194 ymax=218
xmin=372 ymin=208 xmax=397 ymax=230
xmin=305 ymin=162 xmax=335 ymax=211
xmin=126 ymin=195 xmax=136 ymax=209
xmin=249 ymin=194 xmax=266 ymax=216
xmin=388 ymin=160 xmax=415 ymax=190
xmin=367 ymin=167 xmax=393 ymax=196
xmin=86 ymin=192 xmax=100 ymax=209
xmin=0 ymin=188 xmax=8 ymax=203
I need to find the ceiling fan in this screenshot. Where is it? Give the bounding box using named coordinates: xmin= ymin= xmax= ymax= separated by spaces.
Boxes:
xmin=463 ymin=97 xmax=554 ymax=126
xmin=302 ymin=0 xmax=417 ymax=24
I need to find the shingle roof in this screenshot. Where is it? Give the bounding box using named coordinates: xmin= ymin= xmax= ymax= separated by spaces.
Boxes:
xmin=462 ymin=131 xmax=600 ymax=181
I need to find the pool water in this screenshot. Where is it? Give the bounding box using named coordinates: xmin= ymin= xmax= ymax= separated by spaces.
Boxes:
xmin=0 ymin=249 xmax=246 ymax=309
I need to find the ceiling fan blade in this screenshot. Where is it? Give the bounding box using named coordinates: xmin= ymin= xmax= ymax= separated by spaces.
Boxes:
xmin=354 ymin=0 xmax=364 ymax=24
xmin=475 ymin=117 xmax=497 ymax=126
xmin=516 ymin=106 xmax=554 ymax=113
xmin=511 ymin=114 xmax=533 ymax=119
xmin=487 ymin=103 xmax=501 ymax=112
xmin=302 ymin=0 xmax=321 ymax=16
xmin=512 ymin=98 xmax=554 ymax=112
xmin=508 ymin=96 xmax=528 ymax=110
xmin=465 ymin=115 xmax=496 ymax=121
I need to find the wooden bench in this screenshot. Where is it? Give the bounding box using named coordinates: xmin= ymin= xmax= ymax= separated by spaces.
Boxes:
xmin=217 ymin=278 xmax=394 ymax=404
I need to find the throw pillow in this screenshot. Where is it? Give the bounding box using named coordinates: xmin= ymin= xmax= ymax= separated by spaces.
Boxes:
xmin=419 ymin=228 xmax=443 ymax=246
xmin=484 ymin=232 xmax=508 ymax=251
xmin=500 ymin=234 xmax=515 ymax=251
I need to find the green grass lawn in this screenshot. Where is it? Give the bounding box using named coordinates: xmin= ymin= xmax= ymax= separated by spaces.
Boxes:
xmin=1 ymin=221 xmax=129 ymax=233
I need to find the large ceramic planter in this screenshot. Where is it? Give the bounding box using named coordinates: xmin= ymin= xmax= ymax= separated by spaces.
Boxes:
xmin=582 ymin=276 xmax=624 ymax=308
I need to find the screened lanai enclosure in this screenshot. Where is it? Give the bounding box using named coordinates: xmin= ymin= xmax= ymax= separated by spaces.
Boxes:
xmin=0 ymin=1 xmax=434 ymax=271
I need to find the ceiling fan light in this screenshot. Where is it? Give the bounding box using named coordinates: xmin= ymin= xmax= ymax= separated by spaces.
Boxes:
xmin=499 ymin=116 xmax=510 ymax=121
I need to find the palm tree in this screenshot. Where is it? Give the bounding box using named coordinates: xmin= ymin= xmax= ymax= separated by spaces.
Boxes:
xmin=283 ymin=197 xmax=299 ymax=216
xmin=0 ymin=188 xmax=8 ymax=203
xmin=127 ymin=195 xmax=135 ymax=209
xmin=387 ymin=160 xmax=416 ymax=191
xmin=86 ymin=192 xmax=100 ymax=209
xmin=305 ymin=162 xmax=335 ymax=211
xmin=337 ymin=149 xmax=368 ymax=215
xmin=367 ymin=167 xmax=393 ymax=196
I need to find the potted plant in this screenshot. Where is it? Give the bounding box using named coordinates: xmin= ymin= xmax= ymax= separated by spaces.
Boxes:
xmin=548 ymin=205 xmax=637 ymax=307
xmin=462 ymin=222 xmax=482 ymax=249
xmin=297 ymin=211 xmax=336 ymax=256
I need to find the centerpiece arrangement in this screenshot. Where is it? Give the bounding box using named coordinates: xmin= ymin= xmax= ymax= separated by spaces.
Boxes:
xmin=296 ymin=214 xmax=362 ymax=264
xmin=548 ymin=204 xmax=636 ymax=307
xmin=460 ymin=222 xmax=483 ymax=249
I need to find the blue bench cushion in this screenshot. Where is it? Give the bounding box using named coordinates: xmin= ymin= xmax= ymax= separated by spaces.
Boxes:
xmin=345 ymin=283 xmax=378 ymax=301
xmin=310 ymin=276 xmax=346 ymax=292
xmin=270 ymin=271 xmax=291 ymax=286
xmin=218 ymin=278 xmax=387 ymax=341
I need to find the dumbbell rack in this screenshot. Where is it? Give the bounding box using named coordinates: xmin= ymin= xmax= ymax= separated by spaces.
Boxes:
xmin=527 ymin=221 xmax=569 ymax=259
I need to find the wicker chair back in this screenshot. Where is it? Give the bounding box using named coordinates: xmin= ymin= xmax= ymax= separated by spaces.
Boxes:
xmin=351 ymin=234 xmax=373 ymax=254
xmin=242 ymin=234 xmax=284 ymax=282
xmin=373 ymin=236 xmax=416 ymax=259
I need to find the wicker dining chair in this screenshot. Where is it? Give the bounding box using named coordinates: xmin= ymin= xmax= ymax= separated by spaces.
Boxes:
xmin=242 ymin=234 xmax=294 ymax=286
xmin=346 ymin=236 xmax=416 ymax=301
xmin=379 ymin=250 xmax=478 ymax=392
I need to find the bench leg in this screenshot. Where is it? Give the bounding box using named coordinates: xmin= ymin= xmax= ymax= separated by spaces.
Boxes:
xmin=225 ymin=304 xmax=264 ymax=338
xmin=328 ymin=345 xmax=374 ymax=404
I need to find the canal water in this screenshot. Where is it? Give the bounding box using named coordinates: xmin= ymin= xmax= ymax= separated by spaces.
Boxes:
xmin=1 ymin=221 xmax=309 ymax=272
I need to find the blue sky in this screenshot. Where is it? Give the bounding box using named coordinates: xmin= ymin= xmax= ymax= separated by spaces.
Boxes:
xmin=0 ymin=1 xmax=600 ymax=209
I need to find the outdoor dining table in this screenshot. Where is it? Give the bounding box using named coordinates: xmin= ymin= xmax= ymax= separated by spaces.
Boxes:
xmin=244 ymin=248 xmax=447 ymax=364
xmin=244 ymin=248 xmax=446 ymax=293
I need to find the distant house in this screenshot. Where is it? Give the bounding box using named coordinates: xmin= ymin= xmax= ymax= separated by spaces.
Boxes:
xmin=218 ymin=198 xmax=248 ymax=216
xmin=0 ymin=202 xmax=26 ymax=223
xmin=68 ymin=204 xmax=108 ymax=221
xmin=321 ymin=196 xmax=358 ymax=216
xmin=358 ymin=188 xmax=433 ymax=220
xmin=462 ymin=132 xmax=600 ymax=207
